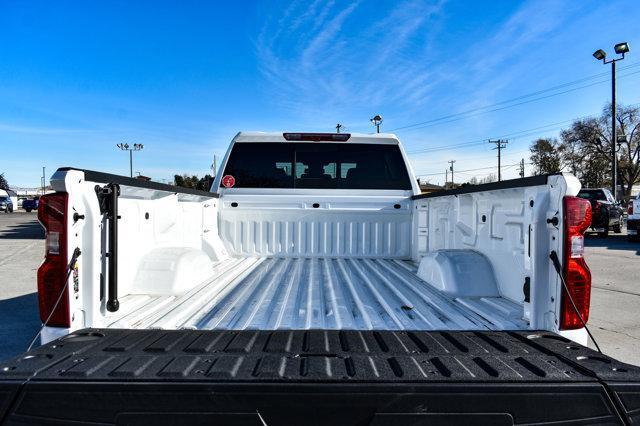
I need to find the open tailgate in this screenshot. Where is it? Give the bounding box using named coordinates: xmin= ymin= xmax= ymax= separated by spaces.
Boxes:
xmin=1 ymin=329 xmax=640 ymax=425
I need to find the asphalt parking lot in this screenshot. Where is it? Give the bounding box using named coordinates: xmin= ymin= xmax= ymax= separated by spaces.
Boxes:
xmin=0 ymin=212 xmax=639 ymax=364
xmin=0 ymin=211 xmax=43 ymax=361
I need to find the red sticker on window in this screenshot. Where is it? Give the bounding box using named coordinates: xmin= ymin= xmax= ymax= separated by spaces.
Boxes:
xmin=222 ymin=175 xmax=235 ymax=188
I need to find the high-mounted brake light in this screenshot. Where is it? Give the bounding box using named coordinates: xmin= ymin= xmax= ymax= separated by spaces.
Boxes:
xmin=283 ymin=133 xmax=351 ymax=142
xmin=559 ymin=196 xmax=592 ymax=330
xmin=37 ymin=192 xmax=71 ymax=327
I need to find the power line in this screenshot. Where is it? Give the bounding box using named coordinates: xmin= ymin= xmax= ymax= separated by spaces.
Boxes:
xmin=410 ymin=148 xmax=532 ymax=167
xmin=415 ymin=161 xmax=529 ymax=177
xmin=390 ymin=63 xmax=640 ymax=132
xmin=405 ymin=101 xmax=640 ymax=156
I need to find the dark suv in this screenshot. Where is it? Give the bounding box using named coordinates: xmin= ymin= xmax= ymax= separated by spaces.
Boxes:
xmin=577 ymin=188 xmax=624 ymax=237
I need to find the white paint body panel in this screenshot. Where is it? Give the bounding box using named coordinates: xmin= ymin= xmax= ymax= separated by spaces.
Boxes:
xmin=417 ymin=250 xmax=499 ymax=297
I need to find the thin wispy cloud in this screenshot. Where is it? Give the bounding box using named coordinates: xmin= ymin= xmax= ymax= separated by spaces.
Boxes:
xmin=256 ymin=0 xmax=445 ymax=122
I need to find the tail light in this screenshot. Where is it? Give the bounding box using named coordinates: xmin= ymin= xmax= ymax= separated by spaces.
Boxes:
xmin=593 ymin=201 xmax=601 ymax=217
xmin=37 ymin=192 xmax=70 ymax=327
xmin=629 ymin=201 xmax=634 ymax=215
xmin=559 ymin=196 xmax=592 ymax=330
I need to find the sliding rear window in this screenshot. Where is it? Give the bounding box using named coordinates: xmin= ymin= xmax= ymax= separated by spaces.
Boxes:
xmin=222 ymin=143 xmax=412 ymax=190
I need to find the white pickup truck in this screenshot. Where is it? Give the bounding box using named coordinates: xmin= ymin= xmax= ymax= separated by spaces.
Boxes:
xmin=4 ymin=132 xmax=639 ymax=424
xmin=36 ymin=131 xmax=590 ymax=343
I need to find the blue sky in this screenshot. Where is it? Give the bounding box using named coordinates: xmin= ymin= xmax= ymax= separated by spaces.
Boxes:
xmin=2 ymin=0 xmax=640 ymax=187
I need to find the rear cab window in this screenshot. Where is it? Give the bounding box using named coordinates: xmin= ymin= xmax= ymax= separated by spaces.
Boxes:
xmin=577 ymin=189 xmax=607 ymax=201
xmin=221 ymin=142 xmax=412 ymax=190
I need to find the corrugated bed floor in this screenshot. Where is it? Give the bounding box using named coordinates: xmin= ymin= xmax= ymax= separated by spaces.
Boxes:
xmin=107 ymin=257 xmax=527 ymax=331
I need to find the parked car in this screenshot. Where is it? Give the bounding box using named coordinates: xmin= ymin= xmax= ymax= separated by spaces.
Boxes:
xmin=22 ymin=197 xmax=40 ymax=212
xmin=627 ymin=193 xmax=640 ymax=241
xmin=576 ymin=187 xmax=624 ymax=237
xmin=5 ymin=132 xmax=640 ymax=423
xmin=0 ymin=196 xmax=13 ymax=213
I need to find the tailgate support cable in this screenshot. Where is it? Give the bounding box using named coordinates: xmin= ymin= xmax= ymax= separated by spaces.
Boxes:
xmin=96 ymin=183 xmax=120 ymax=312
xmin=549 ymin=250 xmax=602 ymax=354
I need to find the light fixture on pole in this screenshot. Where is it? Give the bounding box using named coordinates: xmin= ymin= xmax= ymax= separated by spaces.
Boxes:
xmin=370 ymin=115 xmax=382 ymax=133
xmin=116 ymin=143 xmax=144 ymax=177
xmin=593 ymin=41 xmax=630 ymax=199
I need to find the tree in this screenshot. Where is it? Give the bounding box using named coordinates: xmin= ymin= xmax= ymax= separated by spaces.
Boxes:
xmin=173 ymin=174 xmax=214 ymax=191
xmin=559 ymin=103 xmax=640 ymax=199
xmin=0 ymin=173 xmax=8 ymax=190
xmin=196 ymin=174 xmax=213 ymax=191
xmin=529 ymin=138 xmax=561 ymax=175
xmin=479 ymin=173 xmax=497 ymax=184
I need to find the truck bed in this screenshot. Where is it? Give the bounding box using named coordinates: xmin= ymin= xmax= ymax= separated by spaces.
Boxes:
xmin=2 ymin=329 xmax=639 ymax=424
xmin=107 ymin=257 xmax=527 ymax=331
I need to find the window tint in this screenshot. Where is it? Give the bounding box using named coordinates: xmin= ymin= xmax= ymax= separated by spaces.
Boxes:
xmin=221 ymin=143 xmax=412 ymax=190
xmin=222 ymin=143 xmax=294 ymax=188
xmin=603 ymin=189 xmax=615 ymax=202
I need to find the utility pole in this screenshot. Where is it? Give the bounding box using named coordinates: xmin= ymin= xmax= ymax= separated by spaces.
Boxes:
xmin=445 ymin=169 xmax=448 ymax=188
xmin=489 ymin=139 xmax=508 ymax=181
xmin=448 ymin=160 xmax=456 ymax=186
xmin=336 ymin=123 xmax=343 ymax=133
xmin=370 ymin=115 xmax=382 ymax=133
xmin=211 ymin=155 xmax=218 ymax=177
xmin=519 ymin=158 xmax=525 ymax=178
xmin=41 ymin=167 xmax=45 ymax=195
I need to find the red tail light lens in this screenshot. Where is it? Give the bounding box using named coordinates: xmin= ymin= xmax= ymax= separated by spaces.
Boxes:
xmin=629 ymin=201 xmax=634 ymax=215
xmin=560 ymin=196 xmax=592 ymax=330
xmin=37 ymin=192 xmax=70 ymax=327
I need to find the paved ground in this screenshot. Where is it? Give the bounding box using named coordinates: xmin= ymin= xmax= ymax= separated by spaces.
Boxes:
xmin=0 ymin=212 xmax=639 ymax=365
xmin=585 ymin=230 xmax=640 ymax=365
xmin=0 ymin=211 xmax=43 ymax=361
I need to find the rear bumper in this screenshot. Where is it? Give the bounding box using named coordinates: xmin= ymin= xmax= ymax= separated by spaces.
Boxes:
xmin=590 ymin=216 xmax=609 ymax=229
xmin=2 ymin=329 xmax=640 ymax=424
xmin=628 ymin=218 xmax=639 ymax=234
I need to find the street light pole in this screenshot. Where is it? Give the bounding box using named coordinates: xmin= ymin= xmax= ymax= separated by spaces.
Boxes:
xmin=593 ymin=42 xmax=630 ymax=199
xmin=611 ymin=59 xmax=617 ymax=199
xmin=116 ymin=143 xmax=144 ymax=177
xmin=370 ymin=115 xmax=382 ymax=133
